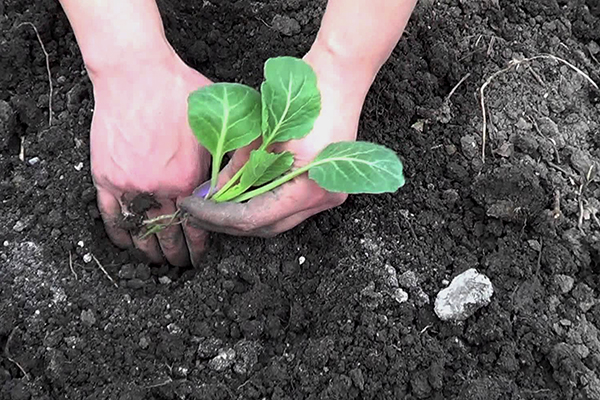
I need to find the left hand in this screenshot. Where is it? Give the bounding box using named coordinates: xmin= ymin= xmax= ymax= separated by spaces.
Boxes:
xmin=179 ymin=48 xmax=372 ymax=237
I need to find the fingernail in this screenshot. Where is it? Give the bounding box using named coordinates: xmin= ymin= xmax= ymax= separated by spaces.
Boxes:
xmin=193 ymin=180 xmax=212 ymax=198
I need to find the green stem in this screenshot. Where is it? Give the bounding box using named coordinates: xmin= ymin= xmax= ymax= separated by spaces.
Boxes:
xmin=231 ymin=162 xmax=314 ymax=203
xmin=212 ymin=163 xmax=245 ymax=201
xmin=212 ymin=140 xmax=272 ymax=201
xmin=208 ymin=157 xmax=221 ymax=198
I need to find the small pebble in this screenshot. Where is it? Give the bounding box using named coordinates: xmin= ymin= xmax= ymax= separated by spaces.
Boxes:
xmin=135 ymin=263 xmax=152 ymax=281
xmin=77 ymin=241 xmax=84 ymax=247
xmin=208 ymin=349 xmax=236 ymax=372
xmin=298 ymin=256 xmax=306 ymax=265
xmin=398 ymin=270 xmax=418 ymax=289
xmin=74 ymin=162 xmax=84 ymax=171
xmin=12 ymin=221 xmax=25 ymax=232
xmin=434 ymin=268 xmax=494 ymax=321
xmin=28 ymin=157 xmax=40 ymax=165
xmin=83 ymin=253 xmax=92 ymax=263
xmin=119 ymin=264 xmax=136 ymax=280
xmin=158 ymin=276 xmax=172 ymax=285
xmin=554 ymin=274 xmax=575 ymax=294
xmin=128 ymin=278 xmax=145 ymax=290
xmin=167 ymin=323 xmax=182 ymax=335
xmin=384 ymin=264 xmax=399 ymax=288
xmin=390 ymin=288 xmax=409 ymax=304
xmin=197 ymin=337 xmax=224 ymax=358
xmin=271 ymin=14 xmax=300 ymax=36
xmin=139 ymin=337 xmax=150 ymax=349
xmin=80 ymin=309 xmax=96 ymax=327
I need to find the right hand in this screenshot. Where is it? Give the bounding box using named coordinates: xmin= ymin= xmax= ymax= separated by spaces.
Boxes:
xmin=88 ymin=50 xmax=212 ymax=266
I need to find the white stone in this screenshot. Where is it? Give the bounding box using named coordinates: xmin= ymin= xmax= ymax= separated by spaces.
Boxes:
xmin=391 ymin=288 xmax=408 ymax=304
xmin=298 ymin=256 xmax=306 ymax=265
xmin=434 ymin=268 xmax=493 ymax=322
xmin=83 ymin=253 xmax=92 ymax=263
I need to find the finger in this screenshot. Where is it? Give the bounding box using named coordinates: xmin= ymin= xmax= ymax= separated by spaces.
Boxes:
xmin=145 ymin=199 xmax=190 ymax=267
xmin=129 ymin=203 xmax=165 ymax=264
xmin=181 ymin=216 xmax=209 ymax=267
xmin=186 ymin=192 xmax=346 ymax=237
xmin=96 ymin=189 xmax=133 ymax=248
xmin=257 ymin=193 xmax=347 ymax=236
xmin=180 ymin=178 xmax=329 ymax=234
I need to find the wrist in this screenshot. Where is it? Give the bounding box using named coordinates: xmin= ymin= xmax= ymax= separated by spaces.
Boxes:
xmin=59 ymin=0 xmax=175 ymax=79
xmin=303 ymin=38 xmax=378 ymax=114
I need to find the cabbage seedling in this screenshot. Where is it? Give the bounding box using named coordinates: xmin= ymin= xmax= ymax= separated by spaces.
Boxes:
xmin=188 ymin=56 xmax=405 ymax=204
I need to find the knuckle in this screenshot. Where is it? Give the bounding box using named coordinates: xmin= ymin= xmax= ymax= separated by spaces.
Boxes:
xmin=236 ymin=221 xmax=257 ymax=233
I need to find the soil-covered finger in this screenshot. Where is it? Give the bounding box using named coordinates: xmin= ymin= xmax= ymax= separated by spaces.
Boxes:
xmin=145 ymin=200 xmax=190 ymax=267
xmin=131 ymin=229 xmax=165 ymax=264
xmin=180 ymin=218 xmax=209 ymax=266
xmin=96 ymin=190 xmax=133 ymax=249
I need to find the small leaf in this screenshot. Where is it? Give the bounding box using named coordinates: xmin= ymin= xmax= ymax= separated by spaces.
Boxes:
xmin=215 ymin=150 xmax=294 ymax=202
xmin=252 ymin=151 xmax=294 ymax=186
xmin=261 ymin=57 xmax=321 ymax=145
xmin=188 ymin=83 xmax=262 ymax=179
xmin=307 ymin=141 xmax=405 ymax=193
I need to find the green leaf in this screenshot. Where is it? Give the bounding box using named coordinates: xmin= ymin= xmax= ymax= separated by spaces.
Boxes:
xmin=307 ymin=141 xmax=405 ymax=193
xmin=215 ymin=150 xmax=294 ymax=202
xmin=261 ymin=57 xmax=321 ymax=146
xmin=188 ymin=83 xmax=262 ymax=191
xmin=252 ymin=151 xmax=294 ymax=187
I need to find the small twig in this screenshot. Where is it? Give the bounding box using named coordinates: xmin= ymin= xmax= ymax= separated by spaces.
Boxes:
xmin=4 ymin=328 xmax=29 ymax=380
xmin=17 ymin=22 xmax=53 ymax=127
xmin=480 ymin=65 xmax=514 ymax=163
xmin=577 ymin=165 xmax=595 ymax=234
xmin=91 ymin=254 xmax=118 ymax=288
xmin=68 ymin=251 xmax=78 ymax=280
xmin=479 ymin=54 xmax=598 ymax=163
xmin=536 ymin=238 xmax=543 ymax=273
xmin=400 ymin=210 xmax=418 ymax=241
xmin=445 ymin=73 xmax=471 ymax=102
xmin=592 ymin=213 xmax=600 ymax=230
xmin=420 ymin=325 xmax=432 ymax=334
xmin=19 ymin=137 xmax=25 ymax=162
xmin=548 ymin=162 xmax=577 ymax=179
xmin=527 ymin=66 xmax=546 ymax=86
xmin=552 ymin=189 xmax=562 ymax=219
xmin=255 ymin=16 xmax=271 ymax=28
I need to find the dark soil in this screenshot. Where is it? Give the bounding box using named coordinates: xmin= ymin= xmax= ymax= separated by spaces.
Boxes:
xmin=2 ymin=0 xmax=600 ymax=399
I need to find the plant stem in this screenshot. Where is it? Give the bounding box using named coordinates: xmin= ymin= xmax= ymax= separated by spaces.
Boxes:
xmin=231 ymin=162 xmax=314 ymax=203
xmin=212 ymin=164 xmax=245 ymax=201
xmin=208 ymin=156 xmax=221 ymax=199
xmin=212 ymin=140 xmax=272 ymax=201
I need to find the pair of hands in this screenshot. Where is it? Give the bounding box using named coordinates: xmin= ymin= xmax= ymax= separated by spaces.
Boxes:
xmin=90 ymin=49 xmax=366 ymax=266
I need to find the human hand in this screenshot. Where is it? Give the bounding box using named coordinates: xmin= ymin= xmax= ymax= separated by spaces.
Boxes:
xmin=179 ymin=47 xmax=375 ymax=237
xmin=90 ymin=51 xmax=212 ymax=265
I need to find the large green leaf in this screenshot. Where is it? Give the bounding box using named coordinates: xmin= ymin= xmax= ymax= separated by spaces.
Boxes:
xmin=215 ymin=150 xmax=294 ymax=202
xmin=188 ymin=83 xmax=262 ymax=188
xmin=307 ymin=141 xmax=405 ymax=193
xmin=261 ymin=57 xmax=321 ymax=145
